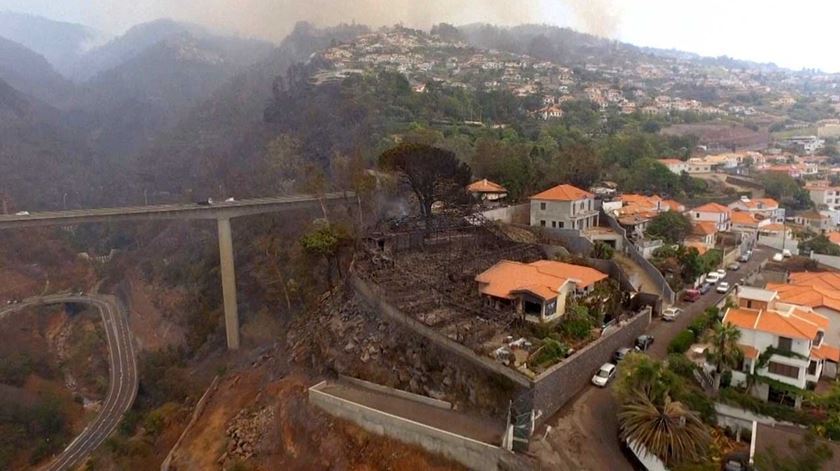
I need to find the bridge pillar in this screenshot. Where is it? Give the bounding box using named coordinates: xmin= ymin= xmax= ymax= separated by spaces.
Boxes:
xmin=217 ymin=217 xmax=240 ymax=350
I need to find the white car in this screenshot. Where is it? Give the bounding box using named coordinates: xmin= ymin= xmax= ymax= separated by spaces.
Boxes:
xmin=716 ymin=268 xmax=727 ymax=278
xmin=225 ymin=197 xmax=236 ymax=202
xmin=592 ymin=363 xmax=617 ymax=387
xmin=662 ymin=307 xmax=682 ymax=321
xmin=14 ymin=211 xmax=30 ymax=216
xmin=716 ymin=281 xmax=731 ymax=293
xmin=772 ymin=253 xmax=784 ymax=262
xmin=782 ymin=249 xmax=792 ymax=258
xmin=706 ymin=272 xmax=721 ymax=284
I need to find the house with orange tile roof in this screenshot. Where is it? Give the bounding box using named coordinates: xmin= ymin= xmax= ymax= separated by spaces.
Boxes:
xmin=686 ymin=220 xmax=717 ymax=250
xmin=658 ymin=158 xmax=688 ymax=175
xmin=724 ymin=286 xmax=839 ymax=400
xmin=793 ymin=210 xmax=832 ymax=233
xmin=766 ymin=282 xmax=840 ymax=348
xmin=689 ymin=202 xmax=732 ymax=231
xmin=728 ymin=196 xmax=785 ymax=223
xmin=475 ymin=260 xmax=608 ymax=323
xmin=529 ymin=184 xmax=599 ymax=231
xmin=466 ymin=179 xmax=508 ymax=202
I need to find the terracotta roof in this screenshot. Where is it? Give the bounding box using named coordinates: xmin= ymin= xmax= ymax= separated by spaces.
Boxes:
xmin=658 ymin=158 xmax=685 ymax=165
xmin=828 ymin=232 xmax=840 ymax=246
xmin=692 ymin=221 xmax=718 ymax=236
xmin=738 ymin=344 xmax=760 ymax=360
xmin=731 ymin=211 xmax=759 ymax=226
xmin=683 ymin=241 xmax=709 ymax=255
xmin=467 ymin=179 xmax=507 ymax=193
xmin=797 ymin=210 xmax=826 ymax=220
xmin=619 ymin=194 xmax=662 ymax=208
xmin=529 ymin=260 xmax=608 ymax=288
xmin=475 ymin=260 xmax=607 ymax=301
xmin=789 ymin=272 xmax=840 ymax=291
xmin=812 ymin=343 xmax=840 ymax=362
xmin=662 ymin=199 xmax=685 ymax=212
xmin=723 ymin=307 xmax=827 ymax=340
xmin=767 ymin=283 xmax=840 ymax=313
xmin=691 ymin=202 xmax=731 ymax=214
xmin=736 ymin=198 xmax=779 ymax=210
xmin=760 ymin=223 xmax=787 ymax=232
xmin=530 ymin=184 xmax=593 ymax=201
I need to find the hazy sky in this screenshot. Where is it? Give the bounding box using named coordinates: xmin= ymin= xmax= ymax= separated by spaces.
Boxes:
xmin=0 ymin=0 xmax=837 ymax=71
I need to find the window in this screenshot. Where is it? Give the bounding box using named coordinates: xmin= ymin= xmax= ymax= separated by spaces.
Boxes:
xmin=551 ymin=221 xmax=556 ymax=228
xmin=580 ymin=201 xmax=585 ymax=211
xmin=777 ymin=337 xmax=793 ymax=352
xmin=768 ymin=361 xmax=799 ymax=379
xmin=814 ymin=331 xmax=824 ymax=347
xmin=558 ymin=222 xmax=564 ymax=228
xmin=540 ymin=220 xmax=546 ymax=227
xmin=540 ymin=202 xmax=546 ymax=210
xmin=695 ymin=212 xmax=700 ymax=218
xmin=808 ymin=360 xmax=818 ymax=376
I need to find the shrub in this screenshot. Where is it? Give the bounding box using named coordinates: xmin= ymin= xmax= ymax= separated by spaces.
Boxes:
xmin=667 ymin=353 xmax=697 ymax=378
xmin=688 ymin=317 xmax=709 ymax=338
xmin=668 ymin=330 xmax=696 ymax=354
xmin=677 ymin=389 xmax=716 ymax=425
xmin=530 ymin=338 xmax=570 ymax=367
xmin=558 ymin=307 xmax=594 ymax=340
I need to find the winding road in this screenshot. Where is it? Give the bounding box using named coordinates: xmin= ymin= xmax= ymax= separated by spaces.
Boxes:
xmin=0 ymin=294 xmax=138 ymax=470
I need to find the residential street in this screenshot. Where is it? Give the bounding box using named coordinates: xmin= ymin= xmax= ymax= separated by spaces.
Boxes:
xmin=532 ymin=247 xmax=771 ymax=470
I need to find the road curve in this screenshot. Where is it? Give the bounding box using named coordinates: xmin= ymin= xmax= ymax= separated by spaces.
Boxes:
xmin=0 ymin=294 xmax=138 ymax=470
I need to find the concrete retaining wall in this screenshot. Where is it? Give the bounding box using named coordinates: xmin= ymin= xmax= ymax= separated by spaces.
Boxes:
xmin=349 ymin=273 xmax=530 ymax=389
xmin=310 ymin=381 xmax=511 ymax=470
xmin=811 ymin=252 xmax=840 ymax=270
xmin=339 ymin=375 xmax=452 ymax=410
xmin=530 ymin=308 xmax=652 ymax=425
xmin=481 ymin=204 xmax=530 ymax=225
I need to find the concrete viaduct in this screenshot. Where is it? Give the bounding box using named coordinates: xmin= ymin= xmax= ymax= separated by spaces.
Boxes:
xmin=0 ymin=192 xmax=353 ymax=350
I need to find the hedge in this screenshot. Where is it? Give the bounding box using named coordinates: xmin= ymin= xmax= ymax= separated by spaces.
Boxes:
xmin=668 ymin=330 xmax=696 ymax=354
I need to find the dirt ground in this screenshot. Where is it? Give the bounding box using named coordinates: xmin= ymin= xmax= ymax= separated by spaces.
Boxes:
xmin=170 ymin=367 xmax=465 ymax=471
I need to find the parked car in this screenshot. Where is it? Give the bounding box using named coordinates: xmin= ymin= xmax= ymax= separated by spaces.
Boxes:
xmin=225 ymin=197 xmax=236 ymax=202
xmin=635 ymin=334 xmax=655 ymax=351
xmin=716 ymin=281 xmax=731 ymax=293
xmin=591 ymin=363 xmax=617 ymax=387
xmin=613 ymin=347 xmax=632 ymax=363
xmin=706 ymin=272 xmax=721 ymax=284
xmin=772 ymin=253 xmax=784 ymax=262
xmin=727 ymin=262 xmax=740 ymax=271
xmin=14 ymin=211 xmax=30 ymax=216
xmin=699 ymin=282 xmax=713 ymax=294
xmin=738 ymin=253 xmax=749 ymax=263
xmin=682 ymin=289 xmax=701 ymax=302
xmin=662 ymin=307 xmax=682 ymax=321
xmin=782 ymin=249 xmax=792 ymax=258
xmin=716 ymin=268 xmax=727 ymax=277
xmin=196 ymin=198 xmax=214 ymax=206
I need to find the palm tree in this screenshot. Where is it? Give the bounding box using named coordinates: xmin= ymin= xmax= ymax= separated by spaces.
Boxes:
xmin=705 ymin=321 xmax=743 ymax=392
xmin=618 ymin=391 xmax=710 ymax=466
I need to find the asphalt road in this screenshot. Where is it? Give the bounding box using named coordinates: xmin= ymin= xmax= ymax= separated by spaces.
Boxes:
xmin=536 ymin=247 xmax=771 ymax=470
xmin=0 ymin=294 xmax=138 ymax=471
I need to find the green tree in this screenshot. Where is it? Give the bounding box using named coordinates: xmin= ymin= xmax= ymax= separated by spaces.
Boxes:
xmin=379 ymin=143 xmax=472 ymax=218
xmin=618 ymin=391 xmax=710 ymax=466
xmin=646 ymin=211 xmax=693 ymax=244
xmin=300 ymin=223 xmax=351 ymax=285
xmin=704 ymin=321 xmax=743 ymax=392
xmin=552 ymin=143 xmax=602 ymax=189
xmin=591 ymin=241 xmax=615 ymax=260
xmin=800 ymin=235 xmax=840 ymax=256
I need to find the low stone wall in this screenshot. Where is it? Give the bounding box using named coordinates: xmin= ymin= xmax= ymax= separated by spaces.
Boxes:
xmin=811 ymin=252 xmax=840 ymax=270
xmin=481 ymin=204 xmax=530 ymax=225
xmin=310 ymin=381 xmax=514 ymax=470
xmin=531 ymin=308 xmax=652 ymax=426
xmin=349 ymin=272 xmax=531 ymax=389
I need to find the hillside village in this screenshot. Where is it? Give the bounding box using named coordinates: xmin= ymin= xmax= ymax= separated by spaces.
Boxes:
xmin=9 ymin=12 xmax=840 ymax=471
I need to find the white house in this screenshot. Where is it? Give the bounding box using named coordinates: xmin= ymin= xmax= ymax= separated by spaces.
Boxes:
xmin=530 ymin=184 xmax=599 ymax=231
xmin=689 ymin=202 xmax=732 ymax=232
xmin=658 ymin=158 xmax=688 ymax=175
xmin=728 ymin=197 xmax=785 ymax=223
xmin=724 ymin=287 xmax=839 ymax=405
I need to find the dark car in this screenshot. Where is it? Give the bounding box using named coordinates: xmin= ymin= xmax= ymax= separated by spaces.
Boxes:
xmin=613 ymin=347 xmax=632 ymax=363
xmin=635 ymin=334 xmax=654 ymax=351
xmin=682 ymin=289 xmax=701 ymax=302
xmin=699 ymin=282 xmax=713 ymax=294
